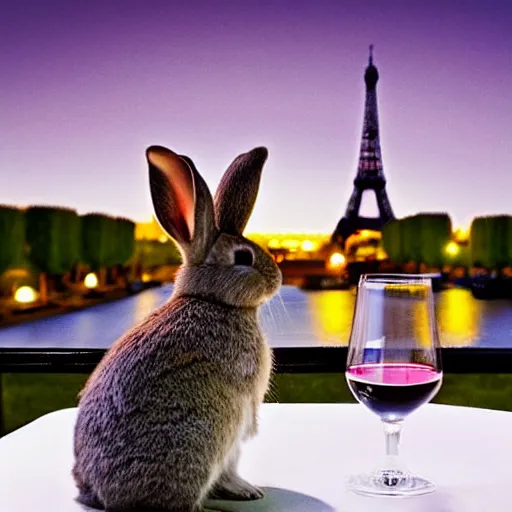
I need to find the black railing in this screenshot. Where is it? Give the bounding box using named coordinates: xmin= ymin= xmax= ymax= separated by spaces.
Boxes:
xmin=2 ymin=346 xmax=512 ymax=435
xmin=2 ymin=346 xmax=512 ymax=374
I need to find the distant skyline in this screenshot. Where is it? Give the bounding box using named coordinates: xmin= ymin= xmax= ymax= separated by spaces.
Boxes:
xmin=2 ymin=0 xmax=512 ymax=232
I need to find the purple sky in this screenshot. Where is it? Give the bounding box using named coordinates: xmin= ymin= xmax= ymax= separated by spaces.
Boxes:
xmin=2 ymin=0 xmax=511 ymax=233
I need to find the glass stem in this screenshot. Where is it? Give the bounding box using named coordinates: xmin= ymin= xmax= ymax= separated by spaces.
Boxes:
xmin=383 ymin=421 xmax=403 ymax=469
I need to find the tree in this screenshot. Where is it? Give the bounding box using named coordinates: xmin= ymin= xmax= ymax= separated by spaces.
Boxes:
xmin=25 ymin=206 xmax=81 ymax=303
xmin=115 ymin=217 xmax=136 ymax=266
xmin=81 ymin=213 xmax=121 ymax=286
xmin=382 ymin=219 xmax=403 ymax=264
xmin=418 ymin=213 xmax=452 ymax=268
xmin=0 ymin=206 xmax=25 ymax=275
xmin=382 ymin=213 xmax=452 ymax=269
xmin=470 ymin=215 xmax=512 ymax=271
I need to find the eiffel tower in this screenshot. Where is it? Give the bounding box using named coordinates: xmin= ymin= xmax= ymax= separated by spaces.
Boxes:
xmin=332 ymin=45 xmax=395 ymax=246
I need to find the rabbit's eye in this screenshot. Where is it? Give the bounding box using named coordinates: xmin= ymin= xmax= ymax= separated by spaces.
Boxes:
xmin=234 ymin=249 xmax=254 ymax=266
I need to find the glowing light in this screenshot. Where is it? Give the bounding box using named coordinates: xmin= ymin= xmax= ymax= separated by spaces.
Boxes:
xmin=84 ymin=273 xmax=99 ymax=289
xmin=301 ymin=240 xmax=316 ymax=252
xmin=376 ymin=247 xmax=388 ymax=260
xmin=14 ymin=286 xmax=38 ymax=304
xmin=158 ymin=235 xmax=168 ymax=243
xmin=135 ymin=217 xmax=169 ymax=241
xmin=328 ymin=252 xmax=346 ymax=268
xmin=445 ymin=242 xmax=460 ymax=257
xmin=268 ymin=238 xmax=280 ymax=249
xmin=453 ymin=227 xmax=470 ymax=242
xmin=142 ymin=272 xmax=151 ymax=283
xmin=281 ymin=239 xmax=301 ymax=249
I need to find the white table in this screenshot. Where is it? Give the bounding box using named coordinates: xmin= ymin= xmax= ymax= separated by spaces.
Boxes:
xmin=1 ymin=403 xmax=511 ymax=511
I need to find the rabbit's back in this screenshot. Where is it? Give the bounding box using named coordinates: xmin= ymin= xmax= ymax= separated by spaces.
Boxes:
xmin=73 ymin=297 xmax=270 ymax=509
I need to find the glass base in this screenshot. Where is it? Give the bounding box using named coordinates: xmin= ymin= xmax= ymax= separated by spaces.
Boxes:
xmin=346 ymin=469 xmax=436 ymax=497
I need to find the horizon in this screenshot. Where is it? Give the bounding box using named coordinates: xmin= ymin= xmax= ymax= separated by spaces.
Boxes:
xmin=2 ymin=0 xmax=511 ymax=232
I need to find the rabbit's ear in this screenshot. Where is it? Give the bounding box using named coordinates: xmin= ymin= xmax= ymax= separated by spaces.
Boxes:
xmin=146 ymin=146 xmax=216 ymax=263
xmin=214 ymin=147 xmax=268 ymax=235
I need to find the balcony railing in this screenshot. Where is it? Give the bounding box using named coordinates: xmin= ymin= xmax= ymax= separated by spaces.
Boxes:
xmin=2 ymin=346 xmax=512 ymax=374
xmin=2 ymin=345 xmax=512 ymax=436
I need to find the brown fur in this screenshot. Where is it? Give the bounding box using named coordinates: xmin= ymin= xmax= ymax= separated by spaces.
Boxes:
xmin=72 ymin=146 xmax=282 ymax=512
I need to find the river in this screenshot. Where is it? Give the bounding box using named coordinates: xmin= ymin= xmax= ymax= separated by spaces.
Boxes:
xmin=0 ymin=285 xmax=510 ymax=349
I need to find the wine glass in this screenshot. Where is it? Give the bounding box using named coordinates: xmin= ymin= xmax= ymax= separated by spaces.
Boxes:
xmin=345 ymin=273 xmax=443 ymax=497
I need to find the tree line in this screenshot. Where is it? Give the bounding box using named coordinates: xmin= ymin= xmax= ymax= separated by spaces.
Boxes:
xmin=0 ymin=205 xmax=135 ymax=302
xmin=382 ymin=213 xmax=512 ymax=271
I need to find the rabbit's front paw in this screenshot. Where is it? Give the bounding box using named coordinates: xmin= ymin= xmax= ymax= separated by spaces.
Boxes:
xmin=208 ymin=474 xmax=264 ymax=501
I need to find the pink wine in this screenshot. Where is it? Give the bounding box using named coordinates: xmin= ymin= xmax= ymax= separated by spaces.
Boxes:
xmin=346 ymin=363 xmax=442 ymax=422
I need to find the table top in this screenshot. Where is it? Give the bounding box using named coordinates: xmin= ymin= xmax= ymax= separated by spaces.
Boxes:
xmin=1 ymin=403 xmax=512 ymax=511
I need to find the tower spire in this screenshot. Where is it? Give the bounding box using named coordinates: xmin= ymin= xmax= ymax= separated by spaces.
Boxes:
xmin=331 ymin=47 xmax=395 ymax=247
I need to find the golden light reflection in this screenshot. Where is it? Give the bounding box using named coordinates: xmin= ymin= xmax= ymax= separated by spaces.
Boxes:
xmin=131 ymin=288 xmax=164 ymax=323
xmin=14 ymin=286 xmax=38 ymax=304
xmin=413 ymin=300 xmax=432 ymax=348
xmin=436 ymin=288 xmax=481 ymax=347
xmin=379 ymin=292 xmax=430 ymax=348
xmin=308 ymin=291 xmax=355 ymax=345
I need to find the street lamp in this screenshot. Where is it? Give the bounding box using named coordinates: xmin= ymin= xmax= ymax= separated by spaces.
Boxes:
xmin=84 ymin=273 xmax=99 ymax=289
xmin=445 ymin=242 xmax=460 ymax=257
xmin=14 ymin=286 xmax=38 ymax=304
xmin=301 ymin=240 xmax=316 ymax=252
xmin=328 ymin=252 xmax=346 ymax=269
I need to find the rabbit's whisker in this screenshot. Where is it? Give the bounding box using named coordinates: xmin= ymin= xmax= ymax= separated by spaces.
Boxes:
xmin=276 ymin=291 xmax=293 ymax=330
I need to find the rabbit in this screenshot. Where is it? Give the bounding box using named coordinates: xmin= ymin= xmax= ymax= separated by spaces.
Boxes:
xmin=72 ymin=144 xmax=282 ymax=512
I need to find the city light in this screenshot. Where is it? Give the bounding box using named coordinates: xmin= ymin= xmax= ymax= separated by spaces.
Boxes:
xmin=453 ymin=227 xmax=470 ymax=243
xmin=328 ymin=252 xmax=346 ymax=268
xmin=445 ymin=241 xmax=460 ymax=257
xmin=14 ymin=286 xmax=38 ymax=304
xmin=281 ymin=239 xmax=301 ymax=250
xmin=135 ymin=217 xmax=168 ymax=242
xmin=301 ymin=240 xmax=316 ymax=252
xmin=84 ymin=273 xmax=99 ymax=289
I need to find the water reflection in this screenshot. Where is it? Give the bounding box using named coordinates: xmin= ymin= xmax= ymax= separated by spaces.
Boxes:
xmin=436 ymin=288 xmax=482 ymax=347
xmin=260 ymin=286 xmax=326 ymax=346
xmin=69 ymin=289 xmax=168 ymax=347
xmin=131 ymin=288 xmax=166 ymax=323
xmin=413 ymin=298 xmax=432 ymax=349
xmin=0 ymin=285 xmax=510 ymax=349
xmin=307 ymin=290 xmax=355 ymax=346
